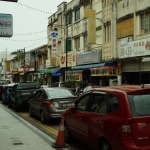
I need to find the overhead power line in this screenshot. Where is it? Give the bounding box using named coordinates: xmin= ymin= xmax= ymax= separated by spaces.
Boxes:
xmin=18 ymin=2 xmax=53 ymax=15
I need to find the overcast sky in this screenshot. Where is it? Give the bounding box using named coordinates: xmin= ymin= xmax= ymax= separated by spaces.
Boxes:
xmin=0 ymin=0 xmax=70 ymax=56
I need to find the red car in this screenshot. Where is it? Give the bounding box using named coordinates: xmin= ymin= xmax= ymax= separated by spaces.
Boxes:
xmin=62 ymin=85 xmax=150 ymax=150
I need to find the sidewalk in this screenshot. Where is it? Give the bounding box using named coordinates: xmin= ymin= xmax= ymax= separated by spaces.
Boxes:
xmin=0 ymin=104 xmax=69 ymax=150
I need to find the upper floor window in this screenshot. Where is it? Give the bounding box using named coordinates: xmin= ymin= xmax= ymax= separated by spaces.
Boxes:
xmin=66 ymin=13 xmax=72 ymax=25
xmin=141 ymin=12 xmax=150 ymax=33
xmin=75 ymin=9 xmax=80 ymax=22
xmin=75 ymin=37 xmax=80 ymax=51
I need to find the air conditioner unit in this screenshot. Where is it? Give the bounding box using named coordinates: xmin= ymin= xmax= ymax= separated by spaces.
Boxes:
xmin=141 ymin=30 xmax=144 ymax=34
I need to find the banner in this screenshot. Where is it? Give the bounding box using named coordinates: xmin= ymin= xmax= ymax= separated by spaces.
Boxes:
xmin=50 ymin=31 xmax=58 ymax=57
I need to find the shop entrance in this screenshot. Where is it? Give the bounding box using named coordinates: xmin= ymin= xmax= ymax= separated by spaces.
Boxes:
xmin=82 ymin=69 xmax=91 ymax=87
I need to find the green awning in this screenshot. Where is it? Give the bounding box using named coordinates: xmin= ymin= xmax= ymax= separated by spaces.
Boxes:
xmin=42 ymin=68 xmax=55 ymax=73
xmin=52 ymin=68 xmax=62 ymax=73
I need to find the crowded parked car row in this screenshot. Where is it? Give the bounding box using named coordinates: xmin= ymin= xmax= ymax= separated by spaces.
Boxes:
xmin=1 ymin=82 xmax=150 ymax=150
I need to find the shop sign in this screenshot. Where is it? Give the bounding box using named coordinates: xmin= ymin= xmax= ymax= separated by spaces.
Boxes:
xmin=60 ymin=51 xmax=76 ymax=68
xmin=77 ymin=50 xmax=101 ymax=65
xmin=84 ymin=9 xmax=95 ymax=17
xmin=88 ymin=17 xmax=96 ymax=44
xmin=52 ymin=73 xmax=61 ymax=76
xmin=119 ymin=37 xmax=150 ymax=58
xmin=50 ymin=31 xmax=58 ymax=57
xmin=18 ymin=68 xmax=23 ymax=72
xmin=29 ymin=68 xmax=35 ymax=71
xmin=0 ymin=13 xmax=13 ymax=37
xmin=50 ymin=57 xmax=57 ymax=66
xmin=91 ymin=66 xmax=118 ymax=76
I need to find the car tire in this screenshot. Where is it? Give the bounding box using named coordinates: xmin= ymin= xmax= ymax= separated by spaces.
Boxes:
xmin=29 ymin=106 xmax=33 ymax=117
xmin=64 ymin=123 xmax=72 ymax=144
xmin=40 ymin=111 xmax=45 ymax=124
xmin=100 ymin=140 xmax=112 ymax=150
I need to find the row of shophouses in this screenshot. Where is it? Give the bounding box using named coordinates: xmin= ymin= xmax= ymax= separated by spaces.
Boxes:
xmin=1 ymin=0 xmax=150 ymax=86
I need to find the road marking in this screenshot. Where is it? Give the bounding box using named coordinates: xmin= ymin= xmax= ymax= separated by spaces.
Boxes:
xmin=20 ymin=112 xmax=58 ymax=136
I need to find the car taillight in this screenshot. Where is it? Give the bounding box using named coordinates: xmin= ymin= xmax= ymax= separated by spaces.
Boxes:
xmin=44 ymin=101 xmax=51 ymax=108
xmin=121 ymin=118 xmax=133 ymax=140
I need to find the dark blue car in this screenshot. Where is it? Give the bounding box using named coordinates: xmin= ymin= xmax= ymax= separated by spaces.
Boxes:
xmin=2 ymin=83 xmax=18 ymax=104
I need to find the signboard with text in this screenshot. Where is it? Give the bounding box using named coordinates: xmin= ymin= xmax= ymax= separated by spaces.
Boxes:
xmin=119 ymin=37 xmax=150 ymax=58
xmin=0 ymin=13 xmax=13 ymax=37
xmin=50 ymin=31 xmax=58 ymax=57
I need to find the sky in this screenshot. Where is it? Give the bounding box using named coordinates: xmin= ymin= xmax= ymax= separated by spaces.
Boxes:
xmin=0 ymin=0 xmax=70 ymax=57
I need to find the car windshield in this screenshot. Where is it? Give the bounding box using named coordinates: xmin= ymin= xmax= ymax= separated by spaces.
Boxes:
xmin=47 ymin=89 xmax=74 ymax=98
xmin=128 ymin=94 xmax=150 ymax=117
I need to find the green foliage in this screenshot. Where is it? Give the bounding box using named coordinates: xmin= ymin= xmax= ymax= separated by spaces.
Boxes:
xmin=37 ymin=78 xmax=42 ymax=86
xmin=17 ymin=51 xmax=25 ymax=60
xmin=27 ymin=76 xmax=32 ymax=81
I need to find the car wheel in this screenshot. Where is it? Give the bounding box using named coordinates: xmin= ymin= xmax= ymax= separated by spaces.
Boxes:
xmin=29 ymin=106 xmax=33 ymax=117
xmin=100 ymin=140 xmax=112 ymax=150
xmin=64 ymin=123 xmax=72 ymax=143
xmin=40 ymin=111 xmax=45 ymax=124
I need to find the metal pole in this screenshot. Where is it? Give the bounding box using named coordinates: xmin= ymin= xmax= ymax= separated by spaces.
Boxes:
xmin=24 ymin=47 xmax=26 ymax=82
xmin=66 ymin=23 xmax=68 ymax=82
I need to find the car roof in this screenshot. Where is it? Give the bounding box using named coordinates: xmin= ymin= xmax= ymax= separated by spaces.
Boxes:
xmin=92 ymin=85 xmax=150 ymax=94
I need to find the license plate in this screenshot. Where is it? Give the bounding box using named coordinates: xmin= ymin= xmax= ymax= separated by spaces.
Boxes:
xmin=63 ymin=103 xmax=71 ymax=107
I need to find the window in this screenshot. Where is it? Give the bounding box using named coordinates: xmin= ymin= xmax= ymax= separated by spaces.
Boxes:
xmin=109 ymin=95 xmax=119 ymax=112
xmin=141 ymin=12 xmax=150 ymax=33
xmin=128 ymin=94 xmax=150 ymax=117
xmin=34 ymin=91 xmax=42 ymax=98
xmin=66 ymin=39 xmax=72 ymax=52
xmin=76 ymin=94 xmax=90 ymax=111
xmin=75 ymin=9 xmax=80 ymax=22
xmin=66 ymin=13 xmax=72 ymax=24
xmin=88 ymin=93 xmax=107 ymax=114
xmin=75 ymin=37 xmax=80 ymax=51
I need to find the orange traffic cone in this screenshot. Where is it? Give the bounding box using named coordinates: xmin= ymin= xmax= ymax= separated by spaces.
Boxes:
xmin=52 ymin=117 xmax=68 ymax=148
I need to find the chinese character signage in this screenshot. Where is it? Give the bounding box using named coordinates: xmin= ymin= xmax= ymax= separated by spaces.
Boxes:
xmin=88 ymin=17 xmax=96 ymax=44
xmin=50 ymin=31 xmax=58 ymax=57
xmin=119 ymin=37 xmax=150 ymax=58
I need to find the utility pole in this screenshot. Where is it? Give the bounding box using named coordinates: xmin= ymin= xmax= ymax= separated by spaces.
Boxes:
xmin=23 ymin=47 xmax=26 ymax=82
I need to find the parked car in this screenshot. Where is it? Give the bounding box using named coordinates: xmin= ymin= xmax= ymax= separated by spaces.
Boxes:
xmin=2 ymin=83 xmax=18 ymax=104
xmin=8 ymin=82 xmax=40 ymax=111
xmin=28 ymin=87 xmax=77 ymax=123
xmin=76 ymin=85 xmax=100 ymax=97
xmin=62 ymin=85 xmax=150 ymax=150
xmin=52 ymin=82 xmax=66 ymax=87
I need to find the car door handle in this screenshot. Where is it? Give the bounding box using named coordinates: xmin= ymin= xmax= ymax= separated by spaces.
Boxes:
xmin=96 ymin=120 xmax=101 ymax=124
xmin=78 ymin=117 xmax=82 ymax=120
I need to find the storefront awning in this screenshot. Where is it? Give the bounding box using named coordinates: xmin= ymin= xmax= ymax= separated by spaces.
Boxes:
xmin=52 ymin=68 xmax=62 ymax=73
xmin=41 ymin=68 xmax=55 ymax=73
xmin=71 ymin=62 xmax=116 ymax=70
xmin=66 ymin=70 xmax=83 ymax=73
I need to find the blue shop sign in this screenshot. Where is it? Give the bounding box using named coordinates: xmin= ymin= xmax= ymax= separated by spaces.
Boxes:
xmin=52 ymin=73 xmax=61 ymax=76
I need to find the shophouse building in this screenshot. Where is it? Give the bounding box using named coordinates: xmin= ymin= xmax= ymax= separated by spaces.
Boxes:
xmin=47 ymin=0 xmax=120 ymax=86
xmin=117 ymin=0 xmax=150 ymax=84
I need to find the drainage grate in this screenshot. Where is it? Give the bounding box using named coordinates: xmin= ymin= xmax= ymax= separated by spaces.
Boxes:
xmin=13 ymin=143 xmax=23 ymax=145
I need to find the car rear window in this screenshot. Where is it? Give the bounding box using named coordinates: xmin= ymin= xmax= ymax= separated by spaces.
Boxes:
xmin=47 ymin=89 xmax=74 ymax=98
xmin=128 ymin=94 xmax=150 ymax=117
xmin=17 ymin=82 xmax=40 ymax=90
